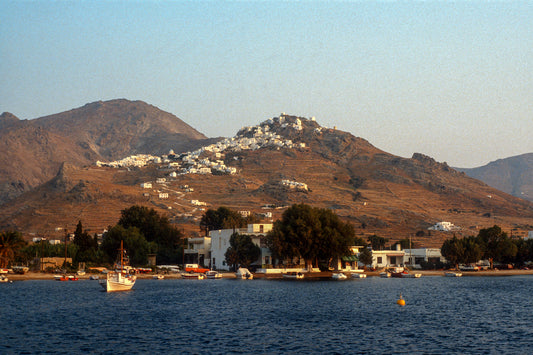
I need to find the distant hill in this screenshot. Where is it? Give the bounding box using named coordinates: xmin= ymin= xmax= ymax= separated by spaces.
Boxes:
xmin=0 ymin=99 xmax=216 ymax=204
xmin=456 ymin=153 xmax=533 ymax=203
xmin=1 ymin=113 xmax=532 ymax=248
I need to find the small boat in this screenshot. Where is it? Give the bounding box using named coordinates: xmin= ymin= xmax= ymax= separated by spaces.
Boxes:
xmin=68 ymin=275 xmax=79 ymax=281
xmin=89 ymin=275 xmax=100 ymax=280
xmin=282 ymin=271 xmax=304 ymax=280
xmin=235 ymin=268 xmax=253 ymax=279
xmin=182 ymin=273 xmax=205 ymax=280
xmin=0 ymin=275 xmax=10 ymax=283
xmin=205 ymin=270 xmax=222 ymax=279
xmin=444 ymin=271 xmax=462 ymax=277
xmin=391 ymin=270 xmax=421 ymax=278
xmin=99 ymin=241 xmax=136 ymax=292
xmin=379 ymin=272 xmax=391 ymax=278
xmin=351 ymin=273 xmax=367 ymax=279
xmin=332 ymin=272 xmax=347 ymax=280
xmin=153 ymin=275 xmax=165 ymax=280
xmin=77 ymin=270 xmax=86 ymax=276
xmin=0 ymin=268 xmax=9 ymax=274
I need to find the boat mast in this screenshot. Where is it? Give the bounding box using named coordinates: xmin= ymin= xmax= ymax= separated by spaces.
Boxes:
xmin=120 ymin=240 xmax=124 ymax=273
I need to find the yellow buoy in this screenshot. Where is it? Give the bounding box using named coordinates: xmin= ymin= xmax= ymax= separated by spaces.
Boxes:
xmin=397 ymin=294 xmax=406 ymax=306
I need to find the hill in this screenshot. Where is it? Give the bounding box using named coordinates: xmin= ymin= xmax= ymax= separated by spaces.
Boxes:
xmin=1 ymin=113 xmax=532 ymax=248
xmin=456 ymin=153 xmax=533 ymax=203
xmin=0 ymin=99 xmax=215 ymax=204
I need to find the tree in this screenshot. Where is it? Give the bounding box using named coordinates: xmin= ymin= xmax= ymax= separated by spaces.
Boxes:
xmin=441 ymin=236 xmax=465 ymax=268
xmin=353 ymin=236 xmax=367 ymax=247
xmin=358 ymin=247 xmax=373 ymax=267
xmin=73 ymin=221 xmax=98 ymax=264
xmin=224 ymin=233 xmax=261 ymax=270
xmin=477 ymin=225 xmax=517 ymax=268
xmin=266 ymin=204 xmax=354 ymax=270
xmin=0 ymin=231 xmax=27 ymax=268
xmin=200 ymin=207 xmax=247 ymax=235
xmin=101 ymin=225 xmax=149 ymax=266
xmin=367 ymin=235 xmax=388 ymax=251
xmin=118 ymin=205 xmax=183 ymax=264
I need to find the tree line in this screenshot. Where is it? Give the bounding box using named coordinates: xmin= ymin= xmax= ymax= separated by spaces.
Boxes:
xmin=441 ymin=225 xmax=532 ymax=268
xmin=1 ymin=205 xmax=184 ymax=271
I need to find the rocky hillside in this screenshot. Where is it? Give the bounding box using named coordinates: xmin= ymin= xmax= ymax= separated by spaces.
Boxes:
xmin=0 ymin=100 xmax=216 ymax=204
xmin=457 ymin=153 xmax=533 ymax=203
xmin=1 ymin=113 xmax=532 ymax=248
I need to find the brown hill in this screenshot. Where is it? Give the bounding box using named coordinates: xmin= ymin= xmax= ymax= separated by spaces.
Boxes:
xmin=457 ymin=153 xmax=533 ymax=203
xmin=0 ymin=99 xmax=214 ymax=204
xmin=1 ymin=114 xmax=532 ymax=248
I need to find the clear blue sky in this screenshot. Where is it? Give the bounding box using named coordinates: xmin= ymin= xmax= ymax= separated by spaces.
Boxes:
xmin=1 ymin=1 xmax=531 ymax=168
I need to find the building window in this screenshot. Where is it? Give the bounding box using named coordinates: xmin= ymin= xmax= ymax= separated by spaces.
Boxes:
xmin=259 ymin=225 xmax=264 ymax=233
xmin=377 ymin=257 xmax=382 ymax=264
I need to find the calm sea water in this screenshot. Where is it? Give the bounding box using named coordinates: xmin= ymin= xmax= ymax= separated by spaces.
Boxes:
xmin=1 ymin=276 xmax=533 ymax=354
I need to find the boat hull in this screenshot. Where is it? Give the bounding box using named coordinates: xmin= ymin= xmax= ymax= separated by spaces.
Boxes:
xmin=100 ymin=272 xmax=136 ymax=292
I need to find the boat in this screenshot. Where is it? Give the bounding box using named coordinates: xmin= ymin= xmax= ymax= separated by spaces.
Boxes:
xmin=153 ymin=275 xmax=165 ymax=280
xmin=0 ymin=275 xmax=10 ymax=283
xmin=67 ymin=275 xmax=78 ymax=281
xmin=391 ymin=270 xmax=421 ymax=278
xmin=205 ymin=270 xmax=222 ymax=279
xmin=235 ymin=268 xmax=253 ymax=279
xmin=332 ymin=272 xmax=347 ymax=280
xmin=184 ymin=264 xmax=210 ymax=273
xmin=0 ymin=268 xmax=9 ymax=274
xmin=282 ymin=271 xmax=304 ymax=280
xmin=89 ymin=275 xmax=100 ymax=280
xmin=12 ymin=266 xmax=29 ymax=274
xmin=351 ymin=273 xmax=367 ymax=279
xmin=77 ymin=270 xmax=86 ymax=276
xmin=444 ymin=271 xmax=462 ymax=277
xmin=99 ymin=241 xmax=136 ymax=292
xmin=379 ymin=272 xmax=391 ymax=278
xmin=182 ymin=273 xmax=205 ymax=279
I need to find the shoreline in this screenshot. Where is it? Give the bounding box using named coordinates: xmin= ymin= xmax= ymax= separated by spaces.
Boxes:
xmin=5 ymin=268 xmax=533 ymax=281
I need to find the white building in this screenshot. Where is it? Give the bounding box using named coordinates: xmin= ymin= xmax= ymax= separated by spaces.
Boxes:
xmin=158 ymin=193 xmax=169 ymax=199
xmin=403 ymin=248 xmax=445 ymax=267
xmin=209 ymin=223 xmax=273 ymax=271
xmin=370 ymin=245 xmax=405 ymax=268
xmin=184 ymin=236 xmax=211 ymax=267
xmin=140 ymin=182 xmax=152 ymax=189
xmin=428 ymin=221 xmax=459 ymax=231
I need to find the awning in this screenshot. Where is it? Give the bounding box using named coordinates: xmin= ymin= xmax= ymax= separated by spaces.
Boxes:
xmin=342 ymin=255 xmax=358 ymax=262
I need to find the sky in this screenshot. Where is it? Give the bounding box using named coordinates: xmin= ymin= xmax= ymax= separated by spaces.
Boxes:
xmin=1 ymin=1 xmax=531 ymax=168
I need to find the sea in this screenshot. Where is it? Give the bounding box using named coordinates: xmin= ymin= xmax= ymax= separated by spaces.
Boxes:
xmin=1 ymin=275 xmax=532 ymax=354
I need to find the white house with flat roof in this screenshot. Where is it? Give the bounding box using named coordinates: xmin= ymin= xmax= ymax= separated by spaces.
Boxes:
xmin=209 ymin=223 xmax=273 ymax=271
xmin=403 ymin=248 xmax=445 ymax=267
xmin=370 ymin=245 xmax=406 ymax=268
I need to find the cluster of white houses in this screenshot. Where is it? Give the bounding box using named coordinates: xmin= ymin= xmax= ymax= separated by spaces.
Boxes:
xmin=184 ymin=223 xmax=446 ymax=272
xmin=94 ymin=114 xmax=310 ymax=178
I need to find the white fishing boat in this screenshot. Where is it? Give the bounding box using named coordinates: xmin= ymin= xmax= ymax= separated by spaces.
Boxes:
xmin=444 ymin=271 xmax=462 ymax=277
xmin=351 ymin=273 xmax=367 ymax=278
xmin=205 ymin=270 xmax=222 ymax=279
xmin=235 ymin=268 xmax=253 ymax=279
xmin=0 ymin=275 xmax=10 ymax=283
xmin=99 ymin=241 xmax=136 ymax=292
xmin=153 ymin=275 xmax=165 ymax=280
xmin=332 ymin=272 xmax=347 ymax=280
xmin=182 ymin=273 xmax=205 ymax=280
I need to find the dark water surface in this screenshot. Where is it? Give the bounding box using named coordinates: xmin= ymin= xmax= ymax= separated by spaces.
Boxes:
xmin=2 ymin=276 xmax=533 ymax=354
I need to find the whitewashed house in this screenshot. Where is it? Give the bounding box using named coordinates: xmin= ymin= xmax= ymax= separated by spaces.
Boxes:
xmin=209 ymin=223 xmax=273 ymax=271
xmin=184 ymin=236 xmax=212 ymax=267
xmin=370 ymin=245 xmax=405 ymax=268
xmin=403 ymin=248 xmax=445 ymax=267
xmin=141 ymin=182 xmax=152 ymax=189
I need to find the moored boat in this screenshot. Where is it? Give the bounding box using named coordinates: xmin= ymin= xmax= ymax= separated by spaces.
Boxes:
xmin=235 ymin=268 xmax=253 ymax=279
xmin=0 ymin=275 xmax=10 ymax=283
xmin=391 ymin=270 xmax=421 ymax=278
xmin=332 ymin=272 xmax=347 ymax=280
xmin=99 ymin=241 xmax=136 ymax=292
xmin=282 ymin=271 xmax=304 ymax=280
xmin=205 ymin=270 xmax=222 ymax=279
xmin=153 ymin=275 xmax=165 ymax=280
xmin=444 ymin=271 xmax=462 ymax=277
xmin=351 ymin=273 xmax=367 ymax=278
xmin=182 ymin=273 xmax=205 ymax=279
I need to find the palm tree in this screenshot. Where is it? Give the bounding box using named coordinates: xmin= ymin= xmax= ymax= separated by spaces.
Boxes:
xmin=0 ymin=231 xmax=27 ymax=268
